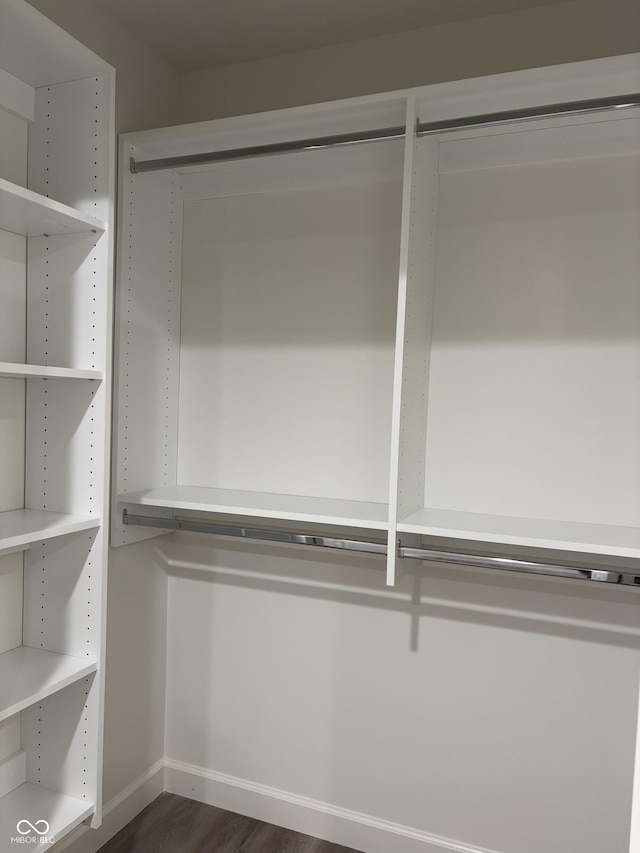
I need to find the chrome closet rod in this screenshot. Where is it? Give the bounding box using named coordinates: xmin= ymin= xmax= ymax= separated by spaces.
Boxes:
xmin=399 ymin=546 xmax=621 ymax=584
xmin=122 ymin=510 xmax=388 ymax=557
xmin=122 ymin=510 xmax=637 ymax=586
xmin=129 ymin=92 xmax=640 ymax=174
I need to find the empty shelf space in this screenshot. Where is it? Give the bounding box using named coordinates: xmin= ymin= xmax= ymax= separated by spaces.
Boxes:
xmin=0 ymin=646 xmax=97 ymax=722
xmin=0 ymin=509 xmax=100 ymax=554
xmin=120 ymin=485 xmax=389 ymax=530
xmin=0 ymin=177 xmax=106 ymax=236
xmin=398 ymin=508 xmax=640 ymax=560
xmin=0 ymin=783 xmax=93 ymax=850
xmin=0 ymin=362 xmax=103 ymax=380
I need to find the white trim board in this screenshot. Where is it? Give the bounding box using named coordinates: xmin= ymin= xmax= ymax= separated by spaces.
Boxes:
xmin=164 ymin=759 xmax=503 ymax=853
xmin=51 ymin=755 xmax=637 ymax=853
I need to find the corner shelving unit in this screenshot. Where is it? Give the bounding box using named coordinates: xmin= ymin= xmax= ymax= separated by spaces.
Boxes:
xmin=0 ymin=0 xmax=114 ymax=847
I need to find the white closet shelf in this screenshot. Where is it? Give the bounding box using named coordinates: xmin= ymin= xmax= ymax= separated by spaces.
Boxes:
xmin=0 ymin=782 xmax=93 ymax=850
xmin=0 ymin=646 xmax=97 ymax=723
xmin=0 ymin=362 xmax=103 ymax=380
xmin=0 ymin=177 xmax=106 ymax=237
xmin=398 ymin=508 xmax=640 ymax=560
xmin=119 ymin=485 xmax=390 ymax=530
xmin=0 ymin=509 xmax=100 ymax=554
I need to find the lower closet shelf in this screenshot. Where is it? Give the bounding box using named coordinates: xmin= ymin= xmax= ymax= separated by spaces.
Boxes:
xmin=0 ymin=782 xmax=93 ymax=850
xmin=0 ymin=647 xmax=97 ymax=722
xmin=398 ymin=508 xmax=640 ymax=560
xmin=119 ymin=485 xmax=390 ymax=530
xmin=0 ymin=509 xmax=101 ymax=554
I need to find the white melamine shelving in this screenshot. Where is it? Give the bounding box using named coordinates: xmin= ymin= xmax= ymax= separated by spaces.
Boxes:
xmin=0 ymin=0 xmax=114 ymax=840
xmin=398 ymin=509 xmax=640 ymax=561
xmin=0 ymin=362 xmax=103 ymax=380
xmin=387 ymin=92 xmax=640 ymax=582
xmin=113 ymin=97 xmax=406 ymax=547
xmin=120 ymin=486 xmax=389 ymax=530
xmin=0 ymin=783 xmax=93 ymax=851
xmin=0 ymin=509 xmax=100 ymax=554
xmin=113 ymin=53 xmax=640 ymax=592
xmin=0 ymin=176 xmax=106 ymax=237
xmin=0 ymin=647 xmax=97 ymax=723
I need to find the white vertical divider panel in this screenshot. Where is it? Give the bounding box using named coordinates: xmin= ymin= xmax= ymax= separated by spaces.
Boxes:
xmin=112 ymin=144 xmax=182 ymax=546
xmin=386 ymin=97 xmax=439 ymax=585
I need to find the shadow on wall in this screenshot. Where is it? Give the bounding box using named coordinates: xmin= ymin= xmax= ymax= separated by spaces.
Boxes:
xmin=158 ymin=530 xmax=640 ymax=651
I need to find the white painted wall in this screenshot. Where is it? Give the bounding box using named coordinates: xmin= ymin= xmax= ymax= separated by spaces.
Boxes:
xmin=178 ymin=0 xmax=640 ymax=122
xmin=25 ymin=0 xmax=180 ymax=132
xmin=178 ymin=180 xmax=402 ymax=504
xmin=162 ymin=534 xmax=639 ymax=853
xmin=425 ymin=153 xmax=640 ymax=526
xmin=102 ymin=540 xmax=167 ymax=802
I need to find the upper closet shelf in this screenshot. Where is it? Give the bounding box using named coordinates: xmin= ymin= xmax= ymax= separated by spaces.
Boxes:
xmin=398 ymin=508 xmax=640 ymax=561
xmin=0 ymin=362 xmax=103 ymax=380
xmin=0 ymin=509 xmax=100 ymax=554
xmin=119 ymin=485 xmax=389 ymax=530
xmin=0 ymin=177 xmax=106 ymax=237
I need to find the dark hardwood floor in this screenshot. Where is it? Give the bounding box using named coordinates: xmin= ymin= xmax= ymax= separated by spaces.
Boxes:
xmin=97 ymin=792 xmax=361 ymax=853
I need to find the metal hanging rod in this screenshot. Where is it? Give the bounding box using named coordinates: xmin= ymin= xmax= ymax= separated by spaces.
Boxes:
xmin=122 ymin=510 xmax=639 ymax=587
xmin=122 ymin=510 xmax=387 ymax=557
xmin=400 ymin=546 xmax=622 ymax=584
xmin=130 ymin=125 xmax=406 ymax=174
xmin=130 ymin=92 xmax=640 ymax=174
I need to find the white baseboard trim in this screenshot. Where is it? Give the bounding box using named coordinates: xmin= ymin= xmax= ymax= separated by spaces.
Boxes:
xmin=53 ymin=759 xmax=165 ymax=853
xmin=164 ymin=758 xmax=501 ymax=853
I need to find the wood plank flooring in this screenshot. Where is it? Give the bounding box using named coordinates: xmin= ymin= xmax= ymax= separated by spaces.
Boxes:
xmin=97 ymin=792 xmax=361 ymax=853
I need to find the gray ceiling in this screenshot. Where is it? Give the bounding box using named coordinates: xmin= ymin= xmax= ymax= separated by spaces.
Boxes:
xmin=91 ymin=0 xmax=569 ymax=73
